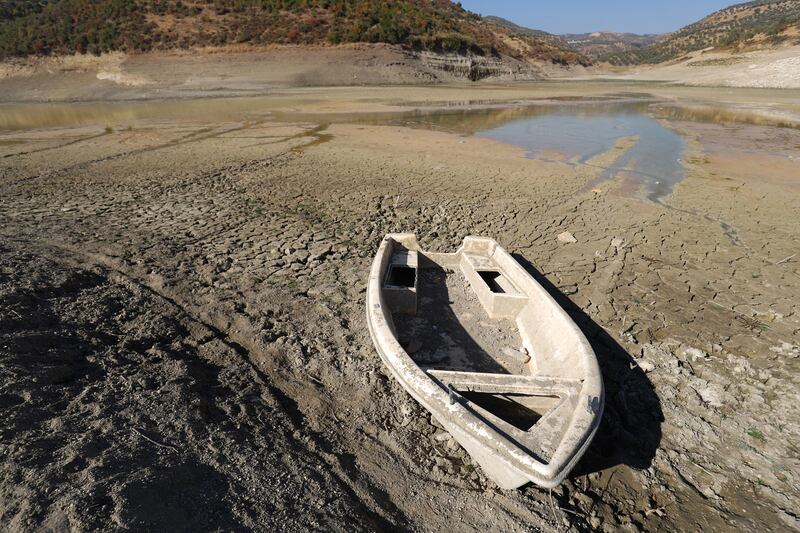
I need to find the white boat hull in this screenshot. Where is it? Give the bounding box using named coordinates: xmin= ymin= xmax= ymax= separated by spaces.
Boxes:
xmin=367 ymin=234 xmax=604 ymax=489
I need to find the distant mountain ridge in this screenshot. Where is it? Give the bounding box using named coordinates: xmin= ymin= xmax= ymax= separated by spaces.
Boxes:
xmin=561 ymin=32 xmax=661 ymax=58
xmin=0 ymin=0 xmax=589 ymax=66
xmin=601 ymin=0 xmax=800 ymax=64
xmin=483 ymin=16 xmax=572 ymax=48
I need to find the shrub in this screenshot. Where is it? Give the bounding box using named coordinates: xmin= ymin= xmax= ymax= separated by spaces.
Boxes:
xmin=0 ymin=0 xmax=587 ymax=65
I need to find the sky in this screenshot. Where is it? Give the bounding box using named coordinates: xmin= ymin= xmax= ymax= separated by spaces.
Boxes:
xmin=458 ymin=0 xmax=737 ymax=35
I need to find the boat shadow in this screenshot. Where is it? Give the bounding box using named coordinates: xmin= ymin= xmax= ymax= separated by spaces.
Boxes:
xmin=511 ymin=253 xmax=663 ymax=475
xmin=393 ymin=263 xmax=511 ymax=374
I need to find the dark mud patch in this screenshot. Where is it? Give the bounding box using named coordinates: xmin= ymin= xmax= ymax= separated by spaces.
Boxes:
xmin=0 ymin=241 xmax=398 ymax=532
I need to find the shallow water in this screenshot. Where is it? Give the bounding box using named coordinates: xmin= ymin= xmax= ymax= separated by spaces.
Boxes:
xmin=473 ymin=105 xmax=686 ymax=201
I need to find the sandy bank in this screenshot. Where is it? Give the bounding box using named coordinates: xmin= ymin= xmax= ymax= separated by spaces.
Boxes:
xmin=591 ymin=44 xmax=800 ymax=89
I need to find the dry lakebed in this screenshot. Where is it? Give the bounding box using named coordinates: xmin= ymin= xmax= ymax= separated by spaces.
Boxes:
xmin=1 ymin=82 xmax=799 ymax=532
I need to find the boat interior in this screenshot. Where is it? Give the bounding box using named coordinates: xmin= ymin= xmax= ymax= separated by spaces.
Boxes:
xmin=382 ymin=237 xmax=589 ymax=463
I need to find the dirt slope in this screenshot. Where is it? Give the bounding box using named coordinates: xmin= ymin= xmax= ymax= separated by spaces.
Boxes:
xmin=0 ymin=45 xmax=592 ymax=103
xmin=606 ymin=44 xmax=800 ymax=88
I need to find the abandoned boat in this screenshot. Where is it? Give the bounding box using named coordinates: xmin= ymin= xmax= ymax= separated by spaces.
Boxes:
xmin=366 ymin=234 xmax=604 ymax=489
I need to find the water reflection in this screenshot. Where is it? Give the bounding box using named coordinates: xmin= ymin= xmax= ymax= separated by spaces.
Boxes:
xmin=472 ymin=105 xmax=686 ymax=201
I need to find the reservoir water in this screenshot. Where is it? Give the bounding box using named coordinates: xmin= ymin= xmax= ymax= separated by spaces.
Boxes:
xmin=472 ymin=105 xmax=686 ymax=201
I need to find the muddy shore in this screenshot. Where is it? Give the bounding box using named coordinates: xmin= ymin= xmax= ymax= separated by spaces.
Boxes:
xmin=1 ymin=84 xmax=799 ymax=532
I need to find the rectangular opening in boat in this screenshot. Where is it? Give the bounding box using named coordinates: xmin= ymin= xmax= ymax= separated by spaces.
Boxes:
xmin=459 ymin=391 xmax=559 ymax=432
xmin=385 ymin=265 xmax=416 ymax=288
xmin=478 ymin=270 xmax=513 ymax=294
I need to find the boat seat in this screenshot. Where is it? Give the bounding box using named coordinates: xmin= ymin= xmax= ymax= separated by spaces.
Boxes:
xmin=383 ymin=250 xmax=418 ymax=315
xmin=460 ymin=253 xmax=528 ymax=320
xmin=426 ymin=369 xmax=582 ymax=462
xmin=424 ymin=369 xmax=582 ymax=397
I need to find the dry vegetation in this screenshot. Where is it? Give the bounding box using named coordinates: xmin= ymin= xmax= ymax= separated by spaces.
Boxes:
xmin=0 ymin=0 xmax=589 ymax=65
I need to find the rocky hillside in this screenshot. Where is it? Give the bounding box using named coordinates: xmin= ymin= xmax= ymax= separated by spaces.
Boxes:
xmin=603 ymin=0 xmax=800 ymax=65
xmin=562 ymin=32 xmax=660 ymax=58
xmin=0 ymin=0 xmax=588 ymax=66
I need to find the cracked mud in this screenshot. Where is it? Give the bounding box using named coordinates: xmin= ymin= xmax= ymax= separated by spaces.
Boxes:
xmin=1 ymin=88 xmax=798 ymax=532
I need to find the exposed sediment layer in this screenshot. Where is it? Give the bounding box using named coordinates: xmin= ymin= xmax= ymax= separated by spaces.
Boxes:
xmin=0 ymin=46 xmax=572 ymax=103
xmin=417 ymin=51 xmax=541 ymax=81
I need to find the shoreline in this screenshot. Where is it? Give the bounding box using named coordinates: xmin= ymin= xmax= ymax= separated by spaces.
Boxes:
xmin=1 ymin=84 xmax=799 ymax=135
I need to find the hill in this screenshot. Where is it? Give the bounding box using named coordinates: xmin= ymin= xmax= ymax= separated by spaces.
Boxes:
xmin=483 ymin=16 xmax=571 ymax=49
xmin=562 ymin=32 xmax=660 ymax=58
xmin=0 ymin=0 xmax=588 ymax=66
xmin=602 ymin=0 xmax=800 ymax=65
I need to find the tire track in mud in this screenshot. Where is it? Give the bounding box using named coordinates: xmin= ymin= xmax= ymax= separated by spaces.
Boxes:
xmin=2 ymin=120 xmax=322 ymax=186
xmin=2 ymin=129 xmax=113 ymax=159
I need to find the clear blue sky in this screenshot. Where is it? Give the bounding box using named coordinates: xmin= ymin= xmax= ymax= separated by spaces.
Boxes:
xmin=458 ymin=0 xmax=735 ymax=35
